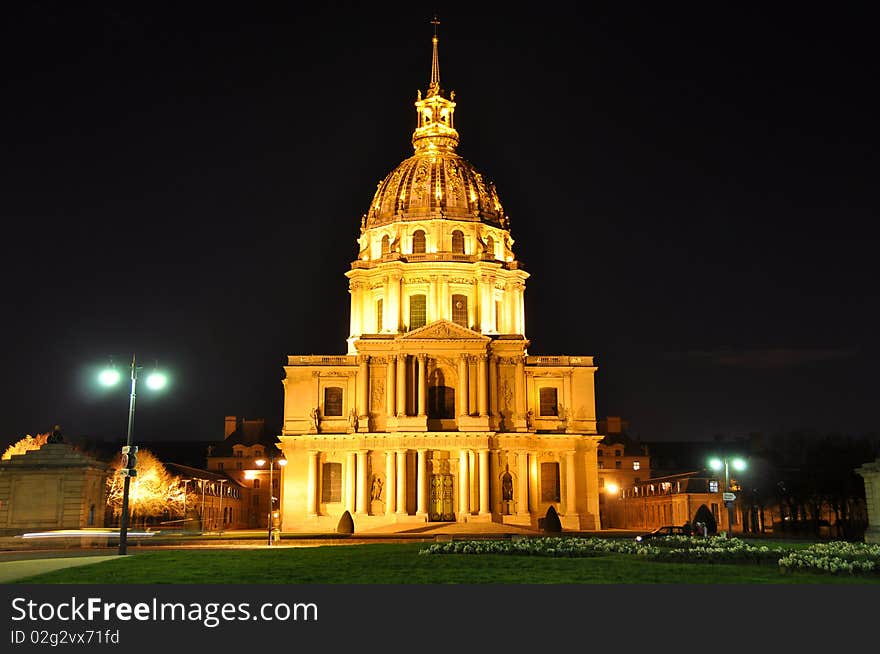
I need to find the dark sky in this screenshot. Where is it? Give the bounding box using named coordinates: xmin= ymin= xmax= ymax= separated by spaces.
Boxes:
xmin=1 ymin=1 xmax=877 ymax=452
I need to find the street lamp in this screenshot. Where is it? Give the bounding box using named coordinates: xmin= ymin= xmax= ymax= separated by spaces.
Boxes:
xmin=99 ymin=354 xmax=168 ymax=555
xmin=217 ymin=479 xmax=228 ymax=536
xmin=709 ymin=456 xmax=746 ymax=537
xmin=255 ymin=454 xmax=287 ymax=546
xmin=180 ymin=479 xmax=192 ymax=534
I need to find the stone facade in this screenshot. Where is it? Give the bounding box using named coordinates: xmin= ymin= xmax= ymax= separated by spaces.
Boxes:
xmin=855 ymin=459 xmax=880 ymax=544
xmin=0 ymin=443 xmax=109 ymax=535
xmin=277 ymin=30 xmax=603 ymax=533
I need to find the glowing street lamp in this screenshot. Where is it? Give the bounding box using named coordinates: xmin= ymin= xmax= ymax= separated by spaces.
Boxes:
xmin=708 ymin=456 xmax=747 ymax=536
xmin=255 ymin=454 xmax=287 ymax=546
xmin=99 ymin=354 xmax=169 ymax=555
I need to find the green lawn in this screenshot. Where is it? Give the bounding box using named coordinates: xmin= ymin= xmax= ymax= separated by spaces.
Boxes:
xmin=11 ymin=542 xmax=880 ymax=584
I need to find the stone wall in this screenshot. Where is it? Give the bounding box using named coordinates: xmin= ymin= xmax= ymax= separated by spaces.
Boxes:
xmin=0 ymin=443 xmax=110 ymax=535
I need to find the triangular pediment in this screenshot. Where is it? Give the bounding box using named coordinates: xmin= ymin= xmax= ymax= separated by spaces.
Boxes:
xmin=399 ymin=319 xmax=490 ymax=341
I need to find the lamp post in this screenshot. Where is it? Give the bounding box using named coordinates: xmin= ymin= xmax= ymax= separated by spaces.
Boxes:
xmin=200 ymin=479 xmax=207 ymax=533
xmin=217 ymin=479 xmax=228 ymax=536
xmin=255 ymin=454 xmax=287 ymax=546
xmin=180 ymin=479 xmax=192 ymax=534
xmin=709 ymin=456 xmax=746 ymax=537
xmin=99 ymin=354 xmax=168 ymax=555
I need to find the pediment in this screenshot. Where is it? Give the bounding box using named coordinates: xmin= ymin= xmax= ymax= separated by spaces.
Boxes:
xmin=399 ymin=319 xmax=490 ymax=341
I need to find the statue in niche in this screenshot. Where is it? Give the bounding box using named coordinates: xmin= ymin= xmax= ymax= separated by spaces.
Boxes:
xmin=501 ymin=469 xmax=513 ymax=502
xmin=371 ymin=475 xmax=383 ymax=501
xmin=526 ymin=410 xmax=533 ymax=430
xmin=310 ymin=407 xmax=320 ymax=432
xmin=349 ymin=408 xmax=358 ymax=432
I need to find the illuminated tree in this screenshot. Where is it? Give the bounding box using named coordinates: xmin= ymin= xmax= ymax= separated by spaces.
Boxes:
xmin=106 ymin=448 xmax=182 ymax=527
xmin=1 ymin=432 xmax=50 ymax=460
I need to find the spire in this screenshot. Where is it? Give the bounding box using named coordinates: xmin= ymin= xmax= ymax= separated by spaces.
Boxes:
xmin=412 ymin=15 xmax=459 ymax=152
xmin=428 ymin=15 xmax=441 ymax=97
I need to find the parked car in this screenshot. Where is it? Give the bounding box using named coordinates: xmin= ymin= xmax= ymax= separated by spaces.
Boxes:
xmin=634 ymin=525 xmax=691 ymax=542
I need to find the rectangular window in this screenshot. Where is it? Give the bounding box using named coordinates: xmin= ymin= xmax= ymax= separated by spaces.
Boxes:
xmin=452 ymin=294 xmax=468 ymax=328
xmin=598 ymin=461 xmax=604 ymax=469
xmin=253 ymin=479 xmax=260 ymax=489
xmin=324 ymin=387 xmax=344 ymax=417
xmin=409 ymin=294 xmax=426 ymax=330
xmin=709 ymin=480 xmax=719 ymax=493
xmin=540 ymin=462 xmax=560 ymax=502
xmin=615 ymin=461 xmax=622 ymax=469
xmin=377 ymin=298 xmax=383 ymax=332
xmin=217 ymin=462 xmax=224 ymax=470
xmin=633 ymin=461 xmax=640 ymax=470
xmin=539 ymin=387 xmax=558 ymax=416
xmin=322 ymin=462 xmax=343 ymax=503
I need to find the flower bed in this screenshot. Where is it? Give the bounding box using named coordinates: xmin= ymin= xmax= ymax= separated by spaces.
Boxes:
xmin=778 ymin=542 xmax=880 ymax=575
xmin=420 ymin=536 xmax=880 ymax=576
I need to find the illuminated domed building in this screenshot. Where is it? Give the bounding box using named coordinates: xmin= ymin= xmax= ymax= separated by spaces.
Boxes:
xmin=278 ymin=25 xmax=602 ymax=532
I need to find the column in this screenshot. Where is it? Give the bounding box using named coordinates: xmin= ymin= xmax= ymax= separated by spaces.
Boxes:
xmin=386 ymin=356 xmax=396 ymax=418
xmin=565 ymin=450 xmax=577 ymax=515
xmin=396 ymin=354 xmax=407 ymax=416
xmin=349 ymin=282 xmax=361 ymax=337
xmin=478 ymin=277 xmax=491 ymax=332
xmin=306 ymin=450 xmax=318 ymax=516
xmin=514 ymin=355 xmax=526 ymax=423
xmin=357 ymin=356 xmax=369 ymax=422
xmin=488 ymin=355 xmax=498 ymax=417
xmin=478 ymin=449 xmax=490 ymax=515
xmin=385 ymin=451 xmax=396 ymax=516
xmin=440 ymin=275 xmax=449 ymax=321
xmin=457 ymin=354 xmax=469 ymax=417
xmin=458 ymin=449 xmax=470 ymax=516
xmin=386 ymin=274 xmax=401 ymax=333
xmin=384 ymin=276 xmax=392 ymax=331
xmin=345 ymin=451 xmax=356 ymax=513
xmin=429 ymin=275 xmax=438 ymax=323
xmin=477 ymin=354 xmax=488 ymax=417
xmin=417 ymin=354 xmax=427 ymax=417
xmin=517 ymin=451 xmax=529 ymax=515
xmin=417 ymin=449 xmax=428 ymax=516
xmin=396 ymin=450 xmax=408 ymax=514
xmin=356 ymin=450 xmax=368 ymax=514
xmin=518 ymin=283 xmax=526 ymax=337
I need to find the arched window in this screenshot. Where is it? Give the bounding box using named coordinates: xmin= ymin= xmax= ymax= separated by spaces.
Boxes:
xmin=412 ymin=230 xmax=426 ymax=254
xmin=541 ymin=462 xmax=560 ymax=502
xmin=409 ymin=294 xmax=427 ymax=329
xmin=381 ymin=235 xmax=390 ymax=255
xmin=324 ymin=387 xmax=343 ymax=416
xmin=451 ymin=230 xmax=465 ymax=254
xmin=376 ymin=298 xmax=383 ymax=332
xmin=539 ymin=387 xmax=558 ymax=416
xmin=486 ymin=235 xmax=495 ymax=258
xmin=452 ymin=294 xmax=468 ymax=328
xmin=322 ymin=462 xmax=342 ymax=502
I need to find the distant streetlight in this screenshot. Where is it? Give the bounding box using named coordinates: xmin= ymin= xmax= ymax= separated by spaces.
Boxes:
xmin=217 ymin=479 xmax=229 ymax=536
xmin=255 ymin=454 xmax=287 ymax=546
xmin=99 ymin=354 xmax=169 ymax=555
xmin=180 ymin=479 xmax=192 ymax=533
xmin=709 ymin=456 xmax=747 ymax=536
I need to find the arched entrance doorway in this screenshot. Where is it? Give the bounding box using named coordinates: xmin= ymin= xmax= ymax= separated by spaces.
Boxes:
xmin=427 ymin=367 xmax=456 ymax=431
xmin=429 ymin=474 xmax=455 ymax=521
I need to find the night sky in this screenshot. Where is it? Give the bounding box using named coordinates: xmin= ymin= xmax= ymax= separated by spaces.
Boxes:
xmin=2 ymin=2 xmax=877 ymax=453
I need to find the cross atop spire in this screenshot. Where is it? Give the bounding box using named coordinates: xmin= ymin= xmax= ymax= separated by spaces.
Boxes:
xmin=428 ymin=15 xmax=441 ymax=96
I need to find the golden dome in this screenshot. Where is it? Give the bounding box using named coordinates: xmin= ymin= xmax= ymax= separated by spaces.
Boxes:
xmin=365 ymin=151 xmax=506 ymax=229
xmin=364 ymin=21 xmax=507 ymax=231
